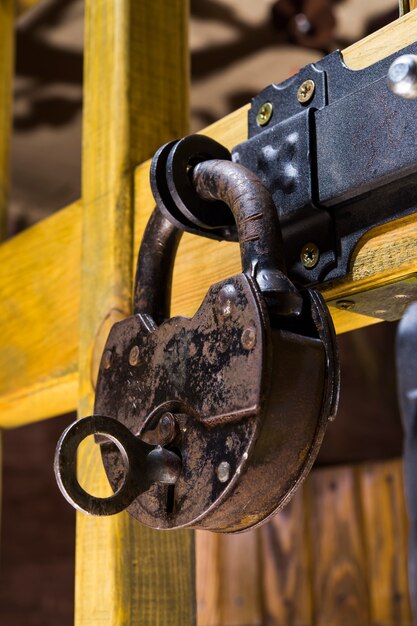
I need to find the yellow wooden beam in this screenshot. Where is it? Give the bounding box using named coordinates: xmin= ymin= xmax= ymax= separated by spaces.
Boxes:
xmin=0 ymin=202 xmax=80 ymax=427
xmin=0 ymin=0 xmax=14 ymax=238
xmin=75 ymin=2 xmax=194 ymax=626
xmin=1 ymin=12 xmax=417 ymax=430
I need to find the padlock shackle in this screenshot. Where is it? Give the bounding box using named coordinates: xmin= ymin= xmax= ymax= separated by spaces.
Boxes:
xmin=192 ymin=159 xmax=287 ymax=282
xmin=135 ymin=160 xmax=299 ymax=323
xmin=134 ymin=208 xmax=182 ymax=324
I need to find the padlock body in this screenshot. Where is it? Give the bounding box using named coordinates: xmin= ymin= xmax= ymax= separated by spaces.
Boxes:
xmin=96 ymin=274 xmax=267 ymax=529
xmin=95 ymin=273 xmax=335 ymax=532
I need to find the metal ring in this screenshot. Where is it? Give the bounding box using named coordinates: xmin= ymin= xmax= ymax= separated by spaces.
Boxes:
xmin=54 ymin=415 xmax=148 ymax=516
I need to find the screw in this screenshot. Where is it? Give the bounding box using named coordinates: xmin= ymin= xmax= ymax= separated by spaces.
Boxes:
xmin=218 ymin=284 xmax=237 ymax=318
xmin=297 ymin=79 xmax=315 ymax=104
xmin=241 ymin=327 xmax=256 ymax=350
xmin=216 ymin=461 xmax=231 ymax=483
xmin=336 ymin=299 xmax=355 ymax=311
xmin=294 ymin=13 xmax=312 ymax=34
xmin=300 ymin=243 xmax=319 ymax=269
xmin=102 ymin=349 xmax=113 ymax=370
xmin=157 ymin=412 xmax=177 ymax=445
xmin=388 ymin=54 xmax=417 ymax=99
xmin=256 ymin=102 xmax=273 ymax=126
xmin=129 ymin=345 xmax=140 ymax=366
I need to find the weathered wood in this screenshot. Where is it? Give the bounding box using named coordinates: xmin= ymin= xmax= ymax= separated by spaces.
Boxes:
xmin=0 ymin=0 xmax=13 ymax=239
xmin=259 ymin=489 xmax=312 ymax=626
xmin=0 ymin=202 xmax=80 ymax=428
xmin=196 ymin=531 xmax=221 ymax=626
xmin=75 ymin=2 xmax=193 ymax=626
xmin=1 ymin=14 xmax=417 ymax=421
xmin=217 ymin=531 xmax=263 ymax=626
xmin=306 ymin=466 xmax=370 ymax=626
xmin=360 ymin=459 xmax=412 ymax=626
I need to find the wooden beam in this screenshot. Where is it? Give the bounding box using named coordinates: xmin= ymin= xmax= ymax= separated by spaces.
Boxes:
xmin=0 ymin=202 xmax=80 ymax=428
xmin=0 ymin=0 xmax=15 ymax=540
xmin=75 ymin=2 xmax=194 ymax=626
xmin=0 ymin=0 xmax=14 ymax=239
xmin=1 ymin=13 xmax=417 ymax=429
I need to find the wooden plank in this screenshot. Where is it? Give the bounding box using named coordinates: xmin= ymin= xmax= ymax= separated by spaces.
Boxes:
xmin=1 ymin=13 xmax=417 ymax=427
xmin=306 ymin=466 xmax=370 ymax=626
xmin=218 ymin=531 xmax=263 ymax=626
xmin=196 ymin=531 xmax=221 ymax=626
xmin=360 ymin=459 xmax=412 ymax=626
xmin=0 ymin=202 xmax=80 ymax=429
xmin=75 ymin=2 xmax=193 ymax=626
xmin=259 ymin=489 xmax=312 ymax=626
xmin=0 ymin=0 xmax=13 ymax=239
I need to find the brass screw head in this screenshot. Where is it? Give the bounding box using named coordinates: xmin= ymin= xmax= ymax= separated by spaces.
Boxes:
xmin=256 ymin=102 xmax=273 ymax=126
xmin=241 ymin=327 xmax=257 ymax=350
xmin=297 ymin=79 xmax=315 ymax=104
xmin=301 ymin=243 xmax=320 ymax=269
xmin=102 ymin=349 xmax=113 ymax=370
xmin=129 ymin=345 xmax=140 ymax=366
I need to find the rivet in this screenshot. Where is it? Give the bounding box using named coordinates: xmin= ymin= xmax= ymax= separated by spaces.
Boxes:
xmin=300 ymin=242 xmax=319 ymax=269
xmin=158 ymin=412 xmax=177 ymax=445
xmin=336 ymin=300 xmax=355 ymax=311
xmin=297 ymin=79 xmax=315 ymax=104
xmin=388 ymin=54 xmax=417 ymax=99
xmin=256 ymin=102 xmax=273 ymax=126
xmin=129 ymin=345 xmax=140 ymax=366
xmin=218 ymin=284 xmax=237 ymax=318
xmin=102 ymin=349 xmax=113 ymax=370
xmin=241 ymin=327 xmax=256 ymax=350
xmin=216 ymin=461 xmax=231 ymax=483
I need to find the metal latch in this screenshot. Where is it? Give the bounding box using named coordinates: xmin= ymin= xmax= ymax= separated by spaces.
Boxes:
xmin=156 ymin=46 xmax=417 ymax=288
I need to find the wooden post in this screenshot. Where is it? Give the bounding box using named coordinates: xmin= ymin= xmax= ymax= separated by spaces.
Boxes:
xmin=0 ymin=0 xmax=14 ymax=536
xmin=0 ymin=0 xmax=14 ymax=240
xmin=76 ymin=2 xmax=195 ymax=625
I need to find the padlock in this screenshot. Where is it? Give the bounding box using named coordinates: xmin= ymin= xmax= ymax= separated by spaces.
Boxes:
xmin=55 ymin=135 xmax=339 ymax=532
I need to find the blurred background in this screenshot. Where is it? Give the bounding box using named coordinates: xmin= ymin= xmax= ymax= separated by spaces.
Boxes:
xmin=0 ymin=1 xmax=405 ymax=624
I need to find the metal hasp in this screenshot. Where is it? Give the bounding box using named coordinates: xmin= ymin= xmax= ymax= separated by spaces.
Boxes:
xmin=157 ymin=44 xmax=417 ymax=287
xmin=397 ymin=303 xmax=417 ymax=622
xmin=234 ymin=43 xmax=417 ymax=285
xmin=55 ymin=155 xmax=339 ymax=532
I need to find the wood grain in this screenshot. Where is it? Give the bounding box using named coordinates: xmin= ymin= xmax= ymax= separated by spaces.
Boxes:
xmin=75 ymin=2 xmax=194 ymax=626
xmin=218 ymin=530 xmax=263 ymax=626
xmin=196 ymin=531 xmax=221 ymax=626
xmin=259 ymin=489 xmax=312 ymax=626
xmin=360 ymin=459 xmax=412 ymax=626
xmin=0 ymin=202 xmax=80 ymax=429
xmin=0 ymin=0 xmax=13 ymax=239
xmin=306 ymin=466 xmax=370 ymax=626
xmin=1 ymin=15 xmax=417 ymax=417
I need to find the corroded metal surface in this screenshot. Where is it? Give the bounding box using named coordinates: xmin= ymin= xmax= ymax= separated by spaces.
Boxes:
xmin=55 ymin=157 xmax=339 ymax=532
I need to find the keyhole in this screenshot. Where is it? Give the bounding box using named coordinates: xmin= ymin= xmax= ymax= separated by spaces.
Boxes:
xmin=166 ymin=484 xmax=175 ymax=514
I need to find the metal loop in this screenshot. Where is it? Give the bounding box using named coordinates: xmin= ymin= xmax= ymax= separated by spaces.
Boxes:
xmin=54 ymin=415 xmax=151 ymax=516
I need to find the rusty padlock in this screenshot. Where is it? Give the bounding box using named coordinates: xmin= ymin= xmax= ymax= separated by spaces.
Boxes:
xmin=55 ymin=135 xmax=339 ymax=532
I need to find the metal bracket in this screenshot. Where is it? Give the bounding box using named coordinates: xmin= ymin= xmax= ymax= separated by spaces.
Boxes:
xmin=328 ymin=276 xmax=417 ymax=322
xmin=232 ymin=42 xmax=417 ymax=286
